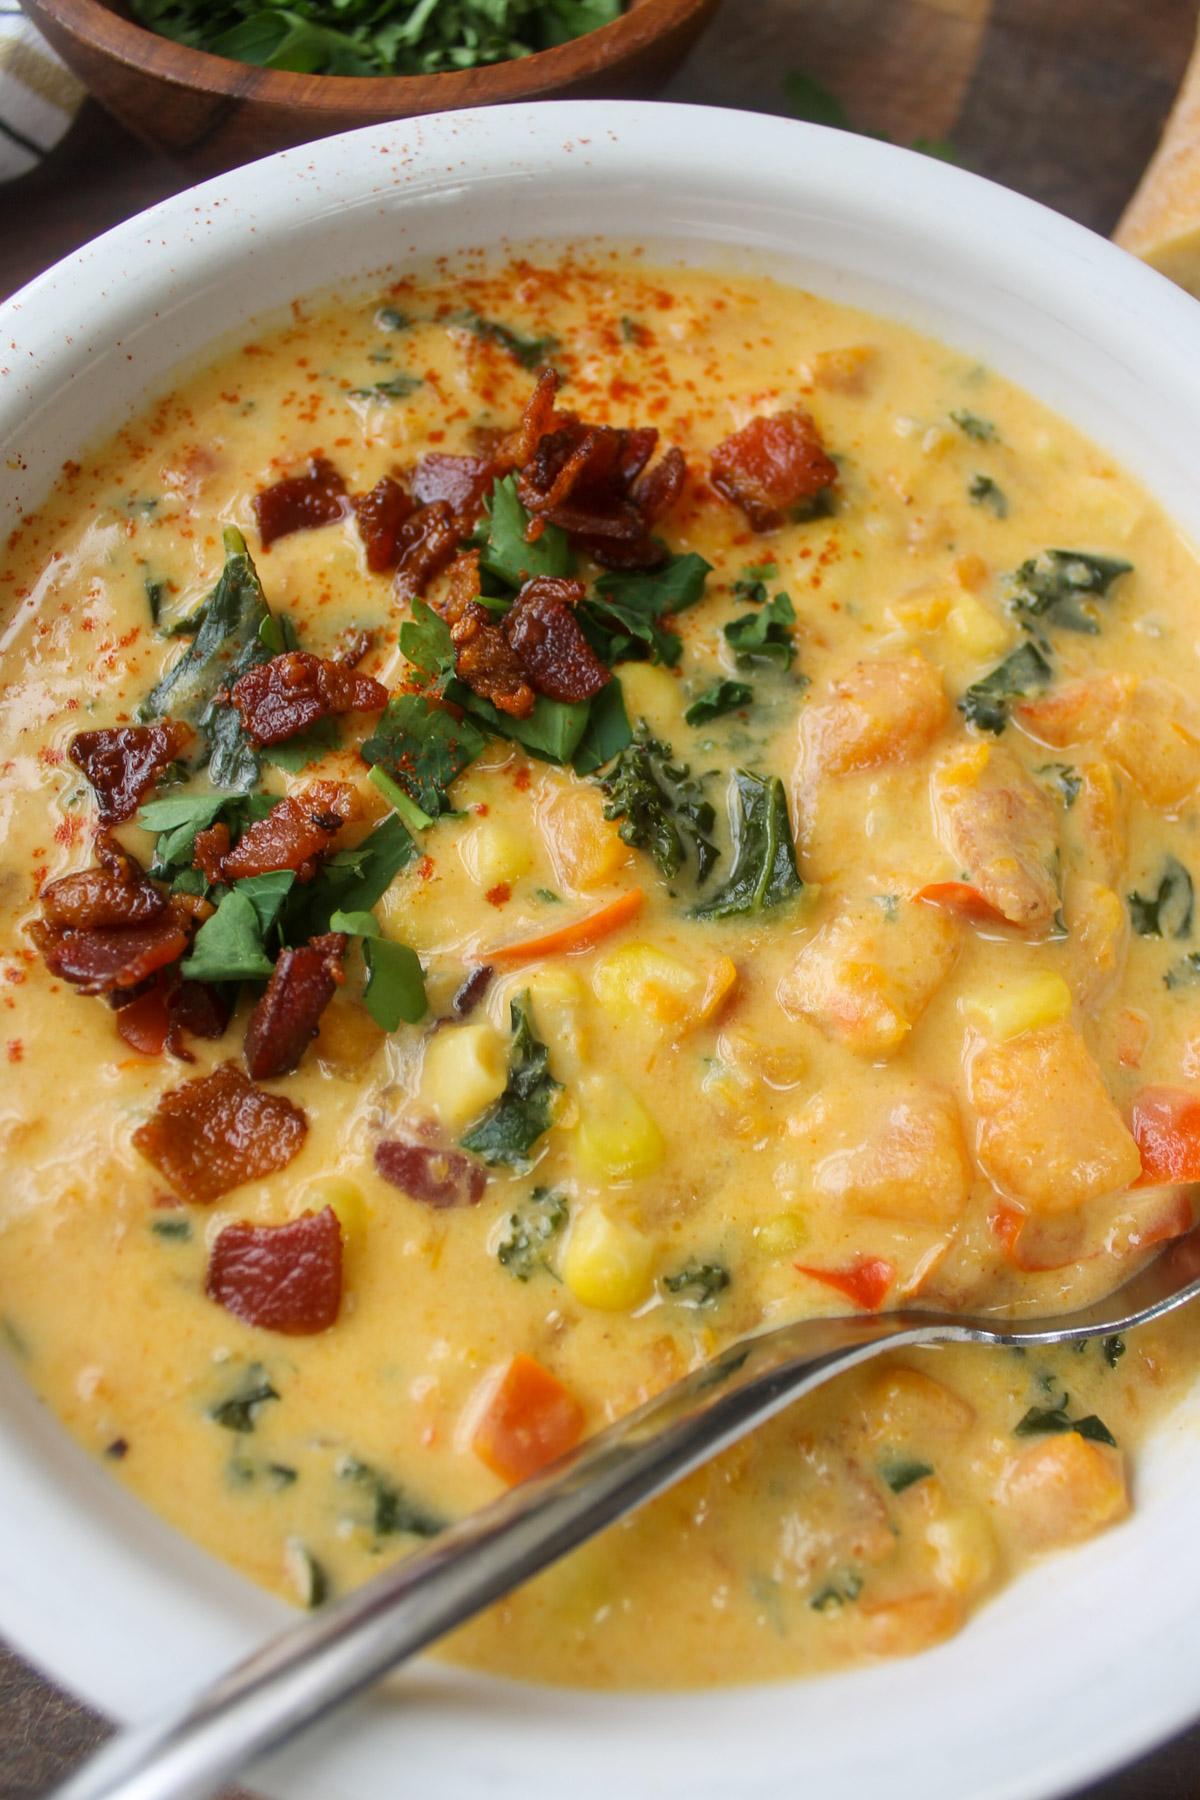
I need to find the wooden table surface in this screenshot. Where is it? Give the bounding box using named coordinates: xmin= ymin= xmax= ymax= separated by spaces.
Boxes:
xmin=4 ymin=0 xmax=1200 ymax=1795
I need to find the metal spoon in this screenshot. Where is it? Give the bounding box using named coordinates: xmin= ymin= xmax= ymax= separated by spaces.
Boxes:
xmin=50 ymin=1222 xmax=1200 ymax=1800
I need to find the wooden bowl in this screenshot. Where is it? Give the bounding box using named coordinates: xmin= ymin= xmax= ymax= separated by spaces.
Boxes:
xmin=19 ymin=0 xmax=721 ymax=176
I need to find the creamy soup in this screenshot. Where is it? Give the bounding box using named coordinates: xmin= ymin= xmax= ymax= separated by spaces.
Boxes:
xmin=3 ymin=251 xmax=1200 ymax=1689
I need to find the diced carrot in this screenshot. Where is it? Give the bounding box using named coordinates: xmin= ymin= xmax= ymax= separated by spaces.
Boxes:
xmin=115 ymin=987 xmax=170 ymax=1056
xmin=470 ymin=1352 xmax=586 ymax=1484
xmin=487 ymin=887 xmax=644 ymax=965
xmin=1130 ymin=1087 xmax=1200 ymax=1184
xmin=794 ymin=1256 xmax=895 ymax=1311
xmin=916 ymin=881 xmax=1008 ymax=925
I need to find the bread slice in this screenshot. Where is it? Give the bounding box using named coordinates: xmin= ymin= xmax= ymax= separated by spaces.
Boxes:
xmin=1116 ymin=24 xmax=1200 ymax=297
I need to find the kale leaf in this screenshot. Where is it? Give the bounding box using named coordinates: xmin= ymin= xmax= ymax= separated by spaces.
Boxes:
xmin=140 ymin=527 xmax=274 ymax=791
xmin=880 ymin=1459 xmax=934 ymax=1494
xmin=723 ymin=590 xmax=796 ymax=670
xmin=454 ymin=308 xmax=560 ymax=371
xmin=968 ymin=473 xmax=1007 ymax=518
xmin=597 ymin=727 xmax=717 ymax=883
xmin=684 ymin=678 xmax=753 ymax=727
xmin=951 ymin=410 xmax=998 ymax=444
xmin=208 ymin=1363 xmax=279 ymax=1433
xmin=497 ymin=1188 xmax=569 ymax=1281
xmin=1010 ymin=549 xmax=1132 ymax=635
xmin=691 ymin=770 xmax=802 ymax=919
xmin=958 ymin=641 xmax=1053 ymax=734
xmin=1166 ymin=952 xmax=1200 ymax=991
xmin=337 ymin=1456 xmax=443 ymax=1539
xmin=662 ymin=1262 xmax=731 ymax=1306
xmin=351 ymin=372 xmax=422 ymax=400
xmin=1128 ymin=856 xmax=1194 ymax=939
xmin=461 ymin=993 xmax=562 ymax=1169
xmin=1039 ymin=763 xmax=1082 ymax=809
xmin=1013 ymin=1399 xmax=1117 ymax=1446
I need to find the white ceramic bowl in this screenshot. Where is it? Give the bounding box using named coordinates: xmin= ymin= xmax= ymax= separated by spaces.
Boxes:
xmin=4 ymin=100 xmax=1200 ymax=1800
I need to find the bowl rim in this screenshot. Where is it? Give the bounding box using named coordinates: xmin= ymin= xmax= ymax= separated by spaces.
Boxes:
xmin=21 ymin=0 xmax=711 ymax=105
xmin=5 ymin=95 xmax=1200 ymax=1800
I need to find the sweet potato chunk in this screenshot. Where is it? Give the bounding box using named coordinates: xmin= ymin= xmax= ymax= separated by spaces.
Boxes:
xmin=470 ymin=1353 xmax=585 ymax=1483
xmin=69 ymin=720 xmax=193 ymax=824
xmin=787 ymin=1075 xmax=971 ymax=1228
xmin=1018 ymin=674 xmax=1200 ymax=810
xmin=931 ymin=744 xmax=1061 ymax=926
xmin=243 ymin=933 xmax=347 ymax=1080
xmin=968 ymin=1021 xmax=1141 ymax=1213
xmin=778 ymin=896 xmax=959 ymax=1057
xmin=231 ymin=652 xmax=387 ymax=745
xmin=710 ymin=408 xmax=838 ymax=530
xmin=997 ymin=1434 xmax=1129 ymax=1551
xmin=801 ymin=654 xmax=947 ymax=776
xmin=132 ymin=1061 xmax=308 ymax=1202
xmin=207 ymin=1207 xmax=341 ymax=1335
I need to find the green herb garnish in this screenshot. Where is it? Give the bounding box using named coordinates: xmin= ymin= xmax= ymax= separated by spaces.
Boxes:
xmin=208 ymin=1364 xmax=279 ymax=1434
xmin=328 ymin=909 xmax=426 ymax=1031
xmin=1128 ymin=856 xmax=1195 ymax=940
xmin=880 ymin=1459 xmax=934 ymax=1494
xmin=684 ymin=679 xmax=753 ymax=727
xmin=337 ymin=1456 xmax=443 ymax=1539
xmin=597 ymin=727 xmax=717 ymax=883
xmin=662 ymin=1263 xmax=731 ymax=1306
xmin=1013 ymin=1399 xmax=1117 ymax=1446
xmin=951 ymin=410 xmax=998 ymax=444
xmin=1010 ymin=550 xmax=1132 ymax=636
xmin=968 ymin=474 xmax=1008 ymax=518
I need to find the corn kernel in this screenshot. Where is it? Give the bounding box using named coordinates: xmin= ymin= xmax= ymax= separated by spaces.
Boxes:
xmin=944 ymin=593 xmax=1011 ymax=660
xmin=965 ymin=972 xmax=1072 ymax=1040
xmin=803 ymin=344 xmax=877 ymax=395
xmin=616 ymin=662 xmax=684 ymax=736
xmin=303 ymin=1178 xmax=368 ymax=1246
xmin=561 ymin=1203 xmax=654 ymax=1310
xmin=421 ymin=1023 xmax=509 ymax=1129
xmin=525 ymin=966 xmax=588 ymax=1076
xmin=755 ymin=1210 xmax=811 ymax=1255
xmin=573 ymin=1073 xmax=664 ymax=1180
xmin=463 ymin=819 xmax=534 ymax=889
xmin=593 ymin=942 xmax=701 ymax=1025
xmin=885 ymin=589 xmax=951 ymax=636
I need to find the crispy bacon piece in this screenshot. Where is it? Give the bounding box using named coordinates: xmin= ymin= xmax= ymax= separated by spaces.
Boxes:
xmin=451 ymin=601 xmax=535 ymax=719
xmin=231 ymin=651 xmax=387 ymax=746
xmin=69 ymin=720 xmax=193 ymax=825
xmin=518 ymin=417 xmax=668 ymax=571
xmin=375 ymin=1139 xmax=487 ymax=1207
xmin=633 ymin=445 xmax=687 ymax=526
xmin=131 ymin=1060 xmax=308 ymax=1202
xmin=500 ymin=370 xmax=684 ymax=572
xmin=412 ymin=452 xmax=497 ymax=528
xmin=710 ymin=409 xmax=838 ymax=530
xmin=207 ymin=781 xmax=359 ymax=884
xmin=394 ymin=501 xmax=461 ymax=602
xmin=115 ymin=974 xmax=232 ymax=1061
xmin=40 ymin=834 xmax=165 ymax=931
xmin=500 ymin=368 xmax=565 ymax=469
xmin=504 ymin=576 xmax=611 ymax=704
xmin=253 ymin=455 xmax=350 ymax=549
xmin=244 ymin=932 xmax=347 ymax=1080
xmin=116 ymin=985 xmax=171 ymax=1056
xmin=34 ymin=836 xmax=187 ymax=998
xmin=206 ymin=1207 xmax=342 ymax=1334
xmin=169 ymin=978 xmax=230 ymax=1042
xmin=440 ymin=549 xmax=482 ymax=625
xmin=352 ymin=475 xmax=413 ymax=573
xmin=35 ymin=916 xmax=188 ymax=997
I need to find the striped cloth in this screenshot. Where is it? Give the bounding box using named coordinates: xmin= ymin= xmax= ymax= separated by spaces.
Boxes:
xmin=0 ymin=5 xmax=85 ymax=180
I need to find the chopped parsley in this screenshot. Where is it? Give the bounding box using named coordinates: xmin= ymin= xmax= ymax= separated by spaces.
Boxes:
xmin=723 ymin=590 xmax=797 ymax=671
xmin=684 ymin=678 xmax=753 ymax=727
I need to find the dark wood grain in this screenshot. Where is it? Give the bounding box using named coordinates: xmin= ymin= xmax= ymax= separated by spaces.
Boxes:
xmin=19 ymin=0 xmax=720 ymax=175
xmin=6 ymin=3 xmax=1200 ymax=1795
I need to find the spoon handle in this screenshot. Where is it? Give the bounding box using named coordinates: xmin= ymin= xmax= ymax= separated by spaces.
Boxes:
xmin=51 ymin=1309 xmax=954 ymax=1800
